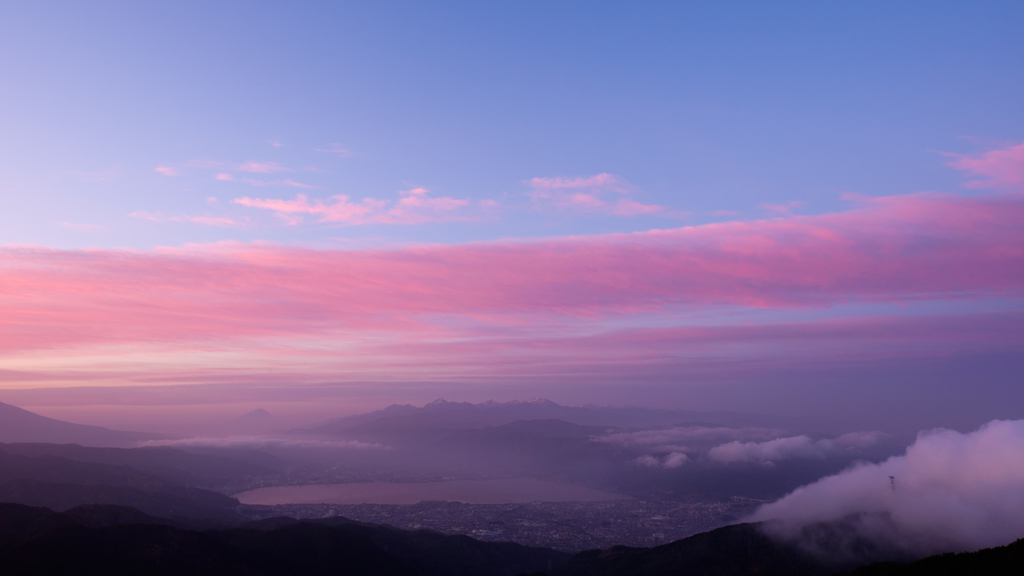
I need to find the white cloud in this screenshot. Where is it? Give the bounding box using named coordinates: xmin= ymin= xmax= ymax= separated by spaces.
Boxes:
xmin=663 ymin=452 xmax=689 ymax=468
xmin=751 ymin=420 xmax=1024 ymax=555
xmin=709 ymin=436 xmax=832 ymax=464
xmin=708 ymin=432 xmax=886 ymax=465
xmin=634 ymin=451 xmax=689 ymax=469
xmin=635 ymin=455 xmax=660 ymax=468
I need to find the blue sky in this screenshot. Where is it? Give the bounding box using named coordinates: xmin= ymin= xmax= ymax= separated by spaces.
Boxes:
xmin=2 ymin=1 xmax=1023 ymax=249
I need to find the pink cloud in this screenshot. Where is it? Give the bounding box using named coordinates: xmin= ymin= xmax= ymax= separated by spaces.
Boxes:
xmin=567 ymin=193 xmax=606 ymax=208
xmin=238 ymin=161 xmax=292 ymax=173
xmin=383 ymin=187 xmax=470 ymax=223
xmin=233 ymin=187 xmax=471 ymax=225
xmin=215 ymin=173 xmax=235 ymax=181
xmin=154 ymin=166 xmax=179 ymax=176
xmin=527 ymin=173 xmax=627 ymax=192
xmin=945 ymin=142 xmax=1024 ymax=190
xmin=233 ymin=194 xmax=384 ymax=225
xmin=2 ymin=190 xmax=1021 ymax=359
xmin=527 ymin=173 xmax=663 ymax=215
xmin=188 ymin=216 xmax=239 ymax=227
xmin=612 ymin=198 xmax=664 ymax=215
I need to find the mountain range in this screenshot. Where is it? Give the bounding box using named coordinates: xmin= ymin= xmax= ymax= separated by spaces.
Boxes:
xmin=304 ymin=398 xmax=811 ymax=435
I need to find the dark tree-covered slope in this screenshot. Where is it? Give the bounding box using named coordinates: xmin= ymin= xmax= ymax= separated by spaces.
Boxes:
xmin=0 ymin=503 xmax=570 ymax=576
xmin=540 ymin=520 xmax=1024 ymax=576
xmin=844 ymin=538 xmax=1024 ymax=576
xmin=544 ymin=522 xmax=833 ymax=576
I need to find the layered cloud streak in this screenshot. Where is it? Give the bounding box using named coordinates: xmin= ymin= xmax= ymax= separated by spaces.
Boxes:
xmin=2 ymin=190 xmax=1023 ymax=387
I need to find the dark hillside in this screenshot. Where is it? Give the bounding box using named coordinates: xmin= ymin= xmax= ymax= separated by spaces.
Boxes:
xmin=845 ymin=538 xmax=1024 ymax=576
xmin=0 ymin=479 xmax=240 ymax=521
xmin=0 ymin=449 xmax=242 ymax=520
xmin=540 ymin=519 xmax=1024 ymax=576
xmin=0 ymin=502 xmax=570 ymax=576
xmin=546 ymin=522 xmax=833 ymax=576
xmin=2 ymin=501 xmax=1021 ymax=576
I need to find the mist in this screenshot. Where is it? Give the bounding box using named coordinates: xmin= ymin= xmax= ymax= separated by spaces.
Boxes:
xmin=750 ymin=419 xmax=1024 ymax=556
xmin=708 ymin=432 xmax=886 ymax=465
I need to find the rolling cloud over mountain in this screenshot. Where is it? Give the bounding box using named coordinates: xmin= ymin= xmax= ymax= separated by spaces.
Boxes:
xmin=751 ymin=419 xmax=1024 ymax=555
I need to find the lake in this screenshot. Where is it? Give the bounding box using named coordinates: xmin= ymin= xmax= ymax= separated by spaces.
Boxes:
xmin=234 ymin=478 xmax=633 ymax=505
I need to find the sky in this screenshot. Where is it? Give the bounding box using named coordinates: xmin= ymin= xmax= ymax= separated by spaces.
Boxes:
xmin=1 ymin=1 xmax=1023 ymax=433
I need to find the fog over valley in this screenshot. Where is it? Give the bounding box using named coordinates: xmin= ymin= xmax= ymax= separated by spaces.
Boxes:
xmin=4 ymin=398 xmax=1023 ymax=562
xmin=2 ymin=390 xmax=1024 ymax=573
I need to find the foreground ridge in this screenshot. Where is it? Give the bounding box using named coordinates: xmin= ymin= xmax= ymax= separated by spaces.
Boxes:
xmin=3 ymin=501 xmax=1022 ymax=576
xmin=0 ymin=502 xmax=569 ymax=576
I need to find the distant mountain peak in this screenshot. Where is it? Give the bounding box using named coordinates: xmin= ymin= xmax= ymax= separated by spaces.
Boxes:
xmin=479 ymin=398 xmax=559 ymax=408
xmin=237 ymin=408 xmax=273 ymax=421
xmin=421 ymin=398 xmax=563 ymax=411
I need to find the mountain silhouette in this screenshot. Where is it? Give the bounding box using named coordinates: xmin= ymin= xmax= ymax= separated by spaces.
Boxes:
xmin=0 ymin=402 xmax=160 ymax=447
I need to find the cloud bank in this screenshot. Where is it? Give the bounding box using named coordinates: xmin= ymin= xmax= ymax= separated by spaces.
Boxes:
xmin=604 ymin=427 xmax=885 ymax=467
xmin=709 ymin=432 xmax=885 ymax=465
xmin=751 ymin=419 xmax=1024 ymax=555
xmin=598 ymin=426 xmax=785 ymax=450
